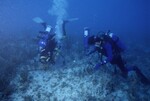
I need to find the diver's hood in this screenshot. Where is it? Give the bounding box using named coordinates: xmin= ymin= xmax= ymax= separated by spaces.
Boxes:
xmin=88 ymin=35 xmax=103 ymax=45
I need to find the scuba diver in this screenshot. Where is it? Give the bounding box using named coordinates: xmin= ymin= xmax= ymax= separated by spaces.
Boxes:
xmin=84 ymin=28 xmax=150 ymax=84
xmin=38 ymin=23 xmax=57 ymax=64
xmin=38 ymin=21 xmax=69 ymax=64
xmin=36 ymin=20 xmax=68 ymax=64
xmin=33 ymin=17 xmax=78 ymax=65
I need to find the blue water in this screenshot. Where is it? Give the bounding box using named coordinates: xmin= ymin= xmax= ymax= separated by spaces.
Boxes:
xmin=0 ymin=0 xmax=149 ymax=38
xmin=0 ymin=0 xmax=150 ymax=100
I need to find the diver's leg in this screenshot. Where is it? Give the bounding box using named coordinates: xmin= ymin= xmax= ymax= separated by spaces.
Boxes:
xmin=133 ymin=66 xmax=150 ymax=84
xmin=39 ymin=49 xmax=47 ymax=64
xmin=39 ymin=46 xmax=50 ymax=64
xmin=113 ymin=55 xmax=128 ymax=78
xmin=50 ymin=52 xmax=55 ymax=64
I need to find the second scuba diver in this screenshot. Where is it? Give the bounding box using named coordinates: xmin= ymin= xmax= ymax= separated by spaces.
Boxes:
xmin=84 ymin=28 xmax=150 ymax=84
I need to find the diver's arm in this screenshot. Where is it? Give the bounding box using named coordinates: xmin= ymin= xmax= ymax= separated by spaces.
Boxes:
xmin=87 ymin=47 xmax=97 ymax=55
xmin=94 ymin=43 xmax=113 ymax=69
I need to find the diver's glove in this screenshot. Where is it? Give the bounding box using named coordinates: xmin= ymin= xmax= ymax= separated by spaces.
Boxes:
xmin=101 ymin=60 xmax=107 ymax=65
xmin=94 ymin=60 xmax=107 ymax=70
xmin=85 ymin=50 xmax=94 ymax=56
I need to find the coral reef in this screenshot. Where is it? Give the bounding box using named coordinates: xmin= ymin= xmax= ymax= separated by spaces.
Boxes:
xmin=1 ymin=35 xmax=150 ymax=101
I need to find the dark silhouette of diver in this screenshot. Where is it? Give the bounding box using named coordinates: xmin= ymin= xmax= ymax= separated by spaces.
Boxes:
xmin=84 ymin=28 xmax=150 ymax=84
xmin=37 ymin=21 xmax=68 ymax=64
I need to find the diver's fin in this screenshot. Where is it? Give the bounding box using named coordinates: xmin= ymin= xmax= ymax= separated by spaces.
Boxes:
xmin=67 ymin=18 xmax=79 ymax=22
xmin=63 ymin=18 xmax=79 ymax=25
xmin=33 ymin=17 xmax=44 ymax=24
xmin=134 ymin=66 xmax=150 ymax=85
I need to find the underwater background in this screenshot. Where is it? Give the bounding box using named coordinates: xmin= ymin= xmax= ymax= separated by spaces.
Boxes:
xmin=0 ymin=0 xmax=150 ymax=100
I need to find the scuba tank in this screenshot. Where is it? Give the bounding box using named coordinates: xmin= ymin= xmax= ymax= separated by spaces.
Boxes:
xmin=39 ymin=25 xmax=53 ymax=51
xmin=45 ymin=25 xmax=52 ymax=33
xmin=97 ymin=30 xmax=125 ymax=53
